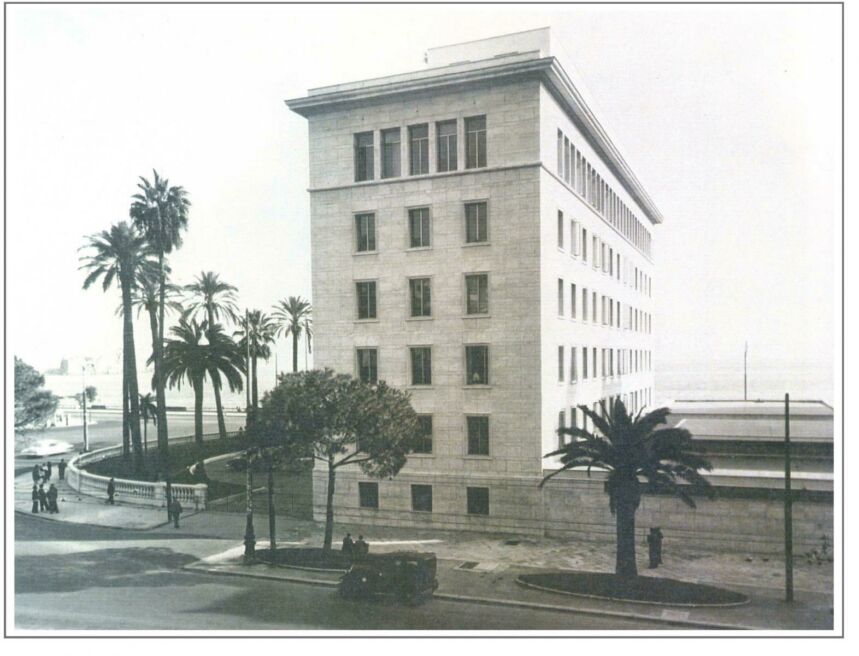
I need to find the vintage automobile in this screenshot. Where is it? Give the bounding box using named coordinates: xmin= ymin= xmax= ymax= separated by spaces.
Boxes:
xmin=19 ymin=439 xmax=75 ymax=458
xmin=338 ymin=552 xmax=439 ymax=604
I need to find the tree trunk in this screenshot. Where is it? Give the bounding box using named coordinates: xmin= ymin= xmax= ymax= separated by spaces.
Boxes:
xmin=323 ymin=460 xmax=336 ymax=550
xmin=268 ymin=462 xmax=276 ymax=551
xmin=207 ymin=306 xmax=228 ymax=440
xmin=614 ymin=481 xmax=640 ymax=579
xmin=154 ymin=251 xmax=169 ymax=457
xmin=193 ymin=381 xmax=204 ymax=446
xmin=121 ymin=279 xmax=144 ymax=472
xmin=251 ymin=355 xmax=258 ymax=417
xmin=292 ymin=330 xmax=299 ymax=373
xmin=122 ymin=368 xmax=130 ymax=457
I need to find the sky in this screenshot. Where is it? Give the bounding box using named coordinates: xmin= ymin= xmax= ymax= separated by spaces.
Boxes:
xmin=4 ymin=3 xmax=841 ymax=395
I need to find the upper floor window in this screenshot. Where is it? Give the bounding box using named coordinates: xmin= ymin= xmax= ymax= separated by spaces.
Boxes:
xmin=354 ymin=132 xmax=374 ymax=182
xmin=381 ymin=128 xmax=401 ymax=178
xmin=466 ymin=416 xmax=489 ymax=455
xmin=356 ymin=281 xmax=377 ymax=319
xmin=570 ymin=347 xmax=578 ymax=382
xmin=558 ymin=346 xmax=565 ymax=382
xmin=409 ymin=278 xmax=432 ymax=318
xmin=467 ymin=487 xmax=490 ymax=515
xmin=409 ymin=124 xmax=429 ymax=175
xmin=413 ymin=415 xmax=433 ymax=454
xmin=465 ymin=345 xmax=489 ymax=385
xmin=557 ymin=130 xmax=563 ymax=174
xmin=557 ymin=211 xmax=564 ymax=249
xmin=465 ymin=274 xmax=489 ymax=315
xmin=465 ymin=201 xmax=488 ymax=243
xmin=465 ymin=115 xmax=486 ymax=169
xmin=411 ymin=484 xmax=433 ymax=512
xmin=437 ymin=120 xmax=457 ymax=172
xmin=557 ymin=278 xmax=564 ymax=316
xmin=410 ymin=347 xmax=432 ymax=385
xmin=358 ymin=481 xmax=379 ymax=509
xmin=355 ymin=212 xmax=376 ymax=252
xmin=408 ymin=207 xmax=431 ymax=249
xmin=356 ymin=348 xmax=378 ymax=384
xmin=563 ymin=136 xmax=571 ymax=184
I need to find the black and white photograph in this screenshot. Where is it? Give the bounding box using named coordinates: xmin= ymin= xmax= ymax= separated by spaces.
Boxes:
xmin=2 ymin=0 xmax=847 ymax=640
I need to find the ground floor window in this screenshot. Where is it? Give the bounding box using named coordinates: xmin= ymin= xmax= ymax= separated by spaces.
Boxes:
xmin=467 ymin=487 xmax=490 ymax=515
xmin=411 ymin=484 xmax=433 ymax=512
xmin=358 ymin=482 xmax=379 ymax=509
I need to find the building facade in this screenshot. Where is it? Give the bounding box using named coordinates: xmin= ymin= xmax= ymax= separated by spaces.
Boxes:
xmin=287 ymin=29 xmax=659 ymax=535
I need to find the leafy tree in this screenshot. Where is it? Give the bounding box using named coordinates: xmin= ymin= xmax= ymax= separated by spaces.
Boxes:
xmin=272 ymin=296 xmax=312 ymax=373
xmin=131 ymin=274 xmax=184 ymax=376
xmin=161 ymin=318 xmax=244 ymax=445
xmin=80 ymin=222 xmax=156 ymax=470
xmin=14 ymin=357 xmax=59 ymax=429
xmin=251 ymin=369 xmax=420 ymax=549
xmin=234 ymin=310 xmax=277 ymax=423
xmin=73 ymin=386 xmax=98 ymax=408
xmin=185 ymin=271 xmax=240 ymax=438
xmin=130 ymin=170 xmax=191 ymax=456
xmin=542 ymin=401 xmax=713 ymax=578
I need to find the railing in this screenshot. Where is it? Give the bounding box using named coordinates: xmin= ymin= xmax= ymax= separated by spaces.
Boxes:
xmin=66 ymin=437 xmax=215 ymax=511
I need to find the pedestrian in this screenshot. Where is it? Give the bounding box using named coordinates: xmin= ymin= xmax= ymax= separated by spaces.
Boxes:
xmin=46 ymin=460 xmax=52 ymax=480
xmin=31 ymin=485 xmax=39 ymax=513
xmin=647 ymin=527 xmax=664 ymax=569
xmin=47 ymin=484 xmax=59 ymax=514
xmin=355 ymin=535 xmax=369 ymax=557
xmin=341 ymin=533 xmax=354 ymax=556
xmin=106 ymin=477 xmax=116 ymax=505
xmin=37 ymin=484 xmax=48 ymax=512
xmin=31 ymin=465 xmax=40 ymax=484
xmin=58 ymin=458 xmax=67 ymax=481
xmin=169 ymin=497 xmax=183 ymax=528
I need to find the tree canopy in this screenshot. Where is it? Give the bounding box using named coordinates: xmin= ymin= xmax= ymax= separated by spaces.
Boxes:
xmin=14 ymin=357 xmax=59 ymax=429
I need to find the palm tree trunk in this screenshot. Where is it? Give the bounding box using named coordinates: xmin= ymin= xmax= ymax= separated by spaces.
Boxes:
xmin=121 ymin=279 xmax=144 ymax=472
xmin=207 ymin=307 xmax=228 ymax=440
xmin=292 ymin=330 xmax=299 ymax=373
xmin=323 ymin=460 xmax=336 ymax=550
xmin=615 ymin=483 xmax=639 ymax=579
xmin=122 ymin=371 xmax=130 ymax=457
xmin=193 ymin=381 xmax=204 ymax=446
xmin=155 ymin=250 xmax=169 ymax=457
xmin=251 ymin=355 xmax=259 ymax=416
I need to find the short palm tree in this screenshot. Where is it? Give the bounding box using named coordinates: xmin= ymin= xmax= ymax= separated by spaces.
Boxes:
xmin=234 ymin=310 xmax=277 ymax=423
xmin=541 ymin=400 xmax=713 ymax=579
xmin=272 ymin=296 xmax=312 ymax=373
xmin=80 ymin=222 xmax=156 ymax=472
xmin=130 ymin=170 xmax=191 ymax=455
xmin=139 ymin=392 xmax=158 ymax=455
xmin=185 ymin=272 xmax=240 ymax=439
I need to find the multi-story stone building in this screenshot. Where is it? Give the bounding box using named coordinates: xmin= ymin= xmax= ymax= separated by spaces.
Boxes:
xmin=287 ymin=28 xmax=659 ymax=535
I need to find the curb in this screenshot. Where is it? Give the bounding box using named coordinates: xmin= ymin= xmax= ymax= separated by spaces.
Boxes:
xmin=182 ymin=561 xmax=754 ymax=630
xmin=14 ymin=507 xmax=174 ymax=531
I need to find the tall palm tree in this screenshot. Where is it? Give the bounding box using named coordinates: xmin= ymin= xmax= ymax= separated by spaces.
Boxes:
xmin=541 ymin=400 xmax=713 ymax=579
xmin=162 ymin=318 xmax=244 ymax=445
xmin=130 ymin=170 xmax=190 ymax=456
xmin=185 ymin=272 xmax=239 ymax=439
xmin=234 ymin=310 xmax=277 ymax=424
xmin=80 ymin=222 xmax=155 ymax=472
xmin=301 ymin=316 xmax=313 ymax=370
xmin=272 ymin=296 xmax=312 ymax=373
xmin=130 ymin=274 xmax=185 ymax=376
xmin=139 ymin=392 xmax=158 ymax=455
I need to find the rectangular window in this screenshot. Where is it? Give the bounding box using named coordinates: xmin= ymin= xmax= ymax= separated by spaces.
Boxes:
xmin=593 ymin=347 xmax=598 ymax=378
xmin=408 ymin=207 xmax=431 ymax=248
xmin=582 ymin=288 xmax=588 ymax=322
xmin=465 ymin=274 xmax=489 ymax=315
xmin=465 ymin=202 xmax=488 ymax=243
xmin=354 ymin=131 xmax=374 ymax=182
xmin=465 ymin=345 xmax=489 ymax=385
xmin=563 ymin=136 xmax=570 ymax=183
xmin=570 ymin=283 xmax=577 ymax=319
xmin=558 ymin=346 xmax=565 ymax=382
xmin=582 ymin=228 xmax=588 ymax=262
xmin=467 ymin=487 xmax=490 ymax=515
xmin=466 ymin=415 xmax=489 ymax=455
xmin=411 ymin=484 xmax=433 ymax=512
xmin=436 ymin=120 xmax=457 ymax=172
xmin=408 ymin=124 xmax=429 ymax=175
xmin=356 ymin=281 xmax=377 ymax=319
xmin=410 ymin=347 xmax=432 ymax=385
xmin=381 ymin=128 xmax=401 ymax=178
xmin=592 ymin=291 xmax=597 ymax=323
xmin=358 ymin=482 xmax=378 ymax=509
xmin=465 ymin=115 xmax=487 ymax=168
xmin=413 ymin=415 xmax=433 ymax=454
xmin=355 ymin=213 xmax=376 ymax=252
xmin=356 ymin=348 xmax=377 ymax=384
xmin=557 ymin=211 xmax=564 ymax=249
xmin=557 ymin=130 xmax=563 ymax=174
xmin=570 ymin=220 xmax=579 ymax=255
xmin=570 ymin=346 xmax=578 ymax=382
xmin=593 ymin=235 xmax=599 ymax=269
xmin=583 ymin=347 xmax=588 ymax=379
xmin=557 ymin=278 xmax=564 ymax=315
xmin=409 ymin=278 xmax=432 ymax=317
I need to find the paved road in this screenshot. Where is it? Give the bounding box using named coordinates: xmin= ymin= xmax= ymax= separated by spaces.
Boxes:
xmin=13 ymin=514 xmax=654 ymax=631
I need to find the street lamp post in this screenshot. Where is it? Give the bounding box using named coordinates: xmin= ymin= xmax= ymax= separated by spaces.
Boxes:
xmin=243 ymin=449 xmax=256 ymax=563
xmin=81 ymin=364 xmax=89 ymax=452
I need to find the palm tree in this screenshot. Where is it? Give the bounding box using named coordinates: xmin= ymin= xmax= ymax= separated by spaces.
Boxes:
xmin=139 ymin=392 xmax=158 ymax=455
xmin=185 ymin=272 xmax=240 ymax=439
xmin=301 ymin=315 xmax=313 ymax=370
xmin=162 ymin=318 xmax=244 ymax=445
xmin=130 ymin=170 xmax=191 ymax=456
xmin=234 ymin=310 xmax=277 ymax=423
xmin=130 ymin=274 xmax=185 ymax=376
xmin=80 ymin=222 xmax=155 ymax=472
xmin=541 ymin=400 xmax=713 ymax=579
xmin=272 ymin=296 xmax=312 ymax=373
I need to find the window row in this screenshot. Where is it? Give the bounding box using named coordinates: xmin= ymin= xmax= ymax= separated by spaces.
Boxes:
xmin=356 ymin=345 xmax=490 ymax=386
xmin=556 ymin=388 xmax=653 ymax=446
xmin=355 ymin=116 xmax=487 ymax=182
xmin=556 ymin=128 xmax=651 ymax=257
xmin=557 ymin=346 xmax=652 ymax=383
xmin=556 ymin=279 xmax=652 ymax=334
xmin=355 ymin=274 xmax=490 ymax=320
xmin=404 ymin=414 xmax=491 ymax=456
xmin=354 ymin=202 xmax=488 ymax=253
xmin=358 ymin=482 xmax=490 ymax=515
xmin=555 ymin=210 xmax=652 ymax=297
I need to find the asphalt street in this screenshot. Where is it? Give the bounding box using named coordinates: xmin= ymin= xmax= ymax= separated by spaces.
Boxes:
xmin=14 ymin=514 xmax=654 ymax=631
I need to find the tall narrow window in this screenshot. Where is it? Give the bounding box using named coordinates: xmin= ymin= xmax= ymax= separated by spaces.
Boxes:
xmin=465 ymin=345 xmax=489 ymax=385
xmin=583 ymin=347 xmax=588 ymax=379
xmin=582 ymin=228 xmax=588 ymax=262
xmin=582 ymin=287 xmax=588 ymax=322
xmin=465 ymin=115 xmax=486 ymax=169
xmin=465 ymin=202 xmax=488 ymax=243
xmin=409 ymin=278 xmax=431 ymax=317
xmin=354 ymin=131 xmax=374 ymax=182
xmin=571 ymin=283 xmax=577 ymax=319
xmin=570 ymin=347 xmax=578 ymax=382
xmin=356 ymin=281 xmax=377 ymax=319
xmin=563 ymin=136 xmax=570 ymax=183
xmin=558 ymin=346 xmax=565 ymax=382
xmin=381 ymin=128 xmax=401 ymax=178
xmin=557 ymin=278 xmax=564 ymax=315
xmin=557 ymin=211 xmax=564 ymax=249
xmin=410 ymin=347 xmax=432 ymax=385
xmin=570 ymin=219 xmax=579 ymax=255
xmin=413 ymin=416 xmax=433 ymax=454
xmin=436 ymin=120 xmax=457 ymax=172
xmin=355 ymin=213 xmax=376 ymax=252
xmin=593 ymin=347 xmax=598 ymax=378
xmin=557 ymin=130 xmax=564 ymax=174
xmin=466 ymin=416 xmax=489 ymax=455
xmin=592 ymin=291 xmax=597 ymax=323
xmin=408 ymin=207 xmax=431 ymax=248
xmin=356 ymin=348 xmax=377 ymax=384
xmin=408 ymin=124 xmax=429 ymax=175
xmin=465 ymin=274 xmax=489 ymax=315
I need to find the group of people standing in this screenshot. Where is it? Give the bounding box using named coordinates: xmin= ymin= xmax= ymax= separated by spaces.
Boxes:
xmin=341 ymin=533 xmax=369 ymax=558
xmin=30 ymin=461 xmax=63 ymax=515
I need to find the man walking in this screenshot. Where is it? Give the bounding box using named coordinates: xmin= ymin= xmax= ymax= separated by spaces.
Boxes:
xmin=46 ymin=461 xmax=52 ymax=480
xmin=37 ymin=484 xmax=48 ymax=512
xmin=31 ymin=465 xmax=40 ymax=485
xmin=31 ymin=485 xmax=39 ymax=513
xmin=58 ymin=458 xmax=67 ymax=481
xmin=169 ymin=497 xmax=183 ymax=528
xmin=341 ymin=533 xmax=354 ymax=556
xmin=106 ymin=477 xmax=116 ymax=505
xmin=47 ymin=484 xmax=59 ymax=514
